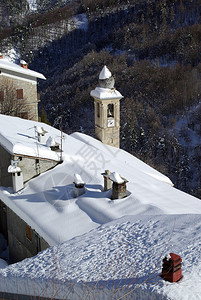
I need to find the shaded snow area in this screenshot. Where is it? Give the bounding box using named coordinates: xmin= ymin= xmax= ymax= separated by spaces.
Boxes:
xmin=0 ymin=115 xmax=201 ymax=299
xmin=71 ymin=14 xmax=88 ymax=32
xmin=3 ymin=48 xmax=21 ymax=63
xmin=0 ymin=215 xmax=201 ymax=299
xmin=30 ymin=13 xmax=88 ymax=51
xmin=27 ymin=0 xmax=37 ymax=11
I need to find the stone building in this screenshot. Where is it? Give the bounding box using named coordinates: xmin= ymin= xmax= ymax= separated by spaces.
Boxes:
xmin=90 ymin=66 xmax=123 ymax=148
xmin=0 ymin=199 xmax=49 ymax=263
xmin=0 ymin=54 xmax=46 ymax=121
xmin=0 ymin=114 xmax=60 ymax=262
xmin=0 ymin=115 xmax=59 ymax=190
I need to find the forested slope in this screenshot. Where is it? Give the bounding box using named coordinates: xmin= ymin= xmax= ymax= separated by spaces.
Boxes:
xmin=0 ymin=0 xmax=201 ymax=198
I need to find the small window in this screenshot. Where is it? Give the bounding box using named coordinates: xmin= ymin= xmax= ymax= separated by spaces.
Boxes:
xmin=107 ymin=104 xmax=114 ymax=117
xmin=36 ymin=159 xmax=39 ymax=164
xmin=16 ymin=89 xmax=23 ymax=99
xmin=0 ymin=91 xmax=4 ymax=102
xmin=26 ymin=225 xmax=32 ymax=241
xmin=17 ymin=172 xmax=21 ymax=176
xmin=97 ymin=103 xmax=100 ymax=118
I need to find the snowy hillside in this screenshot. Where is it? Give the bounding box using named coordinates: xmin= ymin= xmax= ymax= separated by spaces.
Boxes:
xmin=0 ymin=114 xmax=201 ymax=299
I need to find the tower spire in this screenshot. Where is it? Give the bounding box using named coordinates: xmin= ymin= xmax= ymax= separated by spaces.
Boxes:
xmin=90 ymin=66 xmax=123 ymax=148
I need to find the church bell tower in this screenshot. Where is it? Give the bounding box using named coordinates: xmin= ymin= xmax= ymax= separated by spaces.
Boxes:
xmin=90 ymin=66 xmax=123 ymax=148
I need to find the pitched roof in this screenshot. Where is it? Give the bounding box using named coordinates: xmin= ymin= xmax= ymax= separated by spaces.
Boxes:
xmin=0 ymin=114 xmax=59 ymax=161
xmin=1 ymin=114 xmax=201 ymax=247
xmin=0 ymin=58 xmax=46 ymax=80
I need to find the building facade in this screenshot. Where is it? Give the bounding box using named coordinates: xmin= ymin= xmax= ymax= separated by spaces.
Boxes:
xmin=0 ymin=56 xmax=45 ymax=121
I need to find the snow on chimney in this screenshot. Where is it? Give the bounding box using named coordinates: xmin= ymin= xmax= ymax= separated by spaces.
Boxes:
xmin=35 ymin=126 xmax=48 ymax=143
xmin=8 ymin=159 xmax=24 ymax=193
xmin=74 ymin=174 xmax=85 ymax=197
xmin=20 ymin=60 xmax=28 ymax=69
xmin=101 ymin=170 xmax=113 ymax=191
xmin=109 ymin=172 xmax=128 ymax=200
xmin=46 ymin=136 xmax=60 ymax=151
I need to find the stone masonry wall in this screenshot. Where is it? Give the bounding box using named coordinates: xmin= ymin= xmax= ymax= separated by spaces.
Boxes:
xmin=7 ymin=205 xmax=49 ymax=263
xmin=0 ymin=73 xmax=39 ymax=121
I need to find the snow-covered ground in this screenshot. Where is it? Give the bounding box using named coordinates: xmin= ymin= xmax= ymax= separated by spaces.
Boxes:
xmin=2 ymin=48 xmax=21 ymax=63
xmin=27 ymin=0 xmax=37 ymax=12
xmin=0 ymin=114 xmax=201 ymax=299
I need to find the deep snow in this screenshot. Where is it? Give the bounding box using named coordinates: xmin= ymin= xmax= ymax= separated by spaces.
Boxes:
xmin=0 ymin=114 xmax=201 ymax=299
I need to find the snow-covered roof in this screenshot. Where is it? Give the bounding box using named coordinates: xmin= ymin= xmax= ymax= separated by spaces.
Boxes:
xmin=99 ymin=65 xmax=112 ymax=80
xmin=90 ymin=87 xmax=123 ymax=99
xmin=1 ymin=114 xmax=201 ymax=299
xmin=0 ymin=114 xmax=201 ymax=250
xmin=0 ymin=58 xmax=46 ymax=80
xmin=0 ymin=114 xmax=60 ymax=161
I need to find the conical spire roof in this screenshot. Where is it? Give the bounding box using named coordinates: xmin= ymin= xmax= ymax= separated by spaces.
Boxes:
xmin=99 ymin=65 xmax=112 ymax=80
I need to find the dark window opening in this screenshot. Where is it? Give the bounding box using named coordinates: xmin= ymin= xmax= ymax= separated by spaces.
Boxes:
xmin=107 ymin=104 xmax=114 ymax=118
xmin=17 ymin=172 xmax=21 ymax=176
xmin=36 ymin=159 xmax=39 ymax=164
xmin=97 ymin=103 xmax=100 ymax=118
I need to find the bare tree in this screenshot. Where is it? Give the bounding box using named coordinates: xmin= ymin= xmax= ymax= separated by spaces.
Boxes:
xmin=0 ymin=78 xmax=29 ymax=118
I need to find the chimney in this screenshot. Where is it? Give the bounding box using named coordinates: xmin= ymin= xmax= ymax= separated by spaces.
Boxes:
xmin=46 ymin=136 xmax=60 ymax=151
xmin=35 ymin=126 xmax=48 ymax=143
xmin=101 ymin=170 xmax=113 ymax=191
xmin=8 ymin=160 xmax=24 ymax=193
xmin=109 ymin=172 xmax=128 ymax=200
xmin=20 ymin=60 xmax=28 ymax=69
xmin=161 ymin=253 xmax=182 ymax=282
xmin=74 ymin=174 xmax=85 ymax=197
xmin=0 ymin=53 xmax=3 ymax=59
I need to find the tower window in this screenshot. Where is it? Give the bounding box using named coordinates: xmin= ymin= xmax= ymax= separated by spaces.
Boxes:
xmin=16 ymin=89 xmax=23 ymax=99
xmin=107 ymin=104 xmax=114 ymax=118
xmin=97 ymin=103 xmax=100 ymax=118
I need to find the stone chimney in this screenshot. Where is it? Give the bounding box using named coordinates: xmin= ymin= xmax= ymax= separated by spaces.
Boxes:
xmin=20 ymin=60 xmax=28 ymax=69
xmin=74 ymin=173 xmax=85 ymax=197
xmin=101 ymin=170 xmax=113 ymax=191
xmin=109 ymin=172 xmax=128 ymax=200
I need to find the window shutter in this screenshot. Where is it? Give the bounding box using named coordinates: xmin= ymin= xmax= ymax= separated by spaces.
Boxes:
xmin=17 ymin=89 xmax=23 ymax=99
xmin=19 ymin=112 xmax=28 ymax=119
xmin=0 ymin=91 xmax=4 ymax=102
xmin=26 ymin=225 xmax=32 ymax=241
